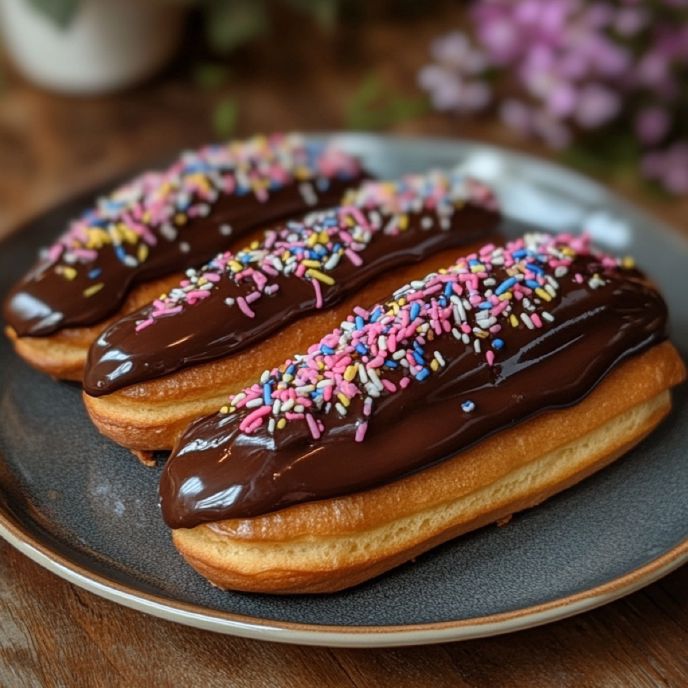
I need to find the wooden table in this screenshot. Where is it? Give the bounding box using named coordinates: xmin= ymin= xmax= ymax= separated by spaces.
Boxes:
xmin=0 ymin=13 xmax=686 ymax=687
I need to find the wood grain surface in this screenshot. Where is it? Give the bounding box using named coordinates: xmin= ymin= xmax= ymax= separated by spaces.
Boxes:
xmin=0 ymin=9 xmax=686 ymax=687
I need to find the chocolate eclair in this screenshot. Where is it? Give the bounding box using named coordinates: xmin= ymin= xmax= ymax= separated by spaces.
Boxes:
xmin=160 ymin=233 xmax=685 ymax=593
xmin=82 ymin=171 xmax=500 ymax=459
xmin=3 ymin=133 xmax=367 ymax=380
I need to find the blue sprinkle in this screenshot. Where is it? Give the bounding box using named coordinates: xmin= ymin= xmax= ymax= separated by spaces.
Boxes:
xmin=410 ymin=303 xmax=421 ymax=321
xmin=512 ymin=249 xmax=528 ymax=259
xmin=525 ymin=279 xmax=540 ymax=289
xmin=384 ymin=360 xmax=398 ymax=368
xmin=355 ymin=316 xmax=365 ymax=330
xmin=413 ymin=341 xmax=424 ymax=353
xmin=416 ymin=368 xmax=430 ymax=381
xmin=356 ymin=343 xmax=368 ymax=355
xmin=115 ymin=245 xmax=127 ymax=262
xmin=461 ymin=400 xmax=476 ymax=413
xmin=320 ymin=344 xmax=335 ymax=355
xmin=413 ymin=351 xmax=425 ymax=365
xmin=526 ymin=262 xmax=544 ymax=274
xmin=479 ymin=301 xmax=492 ymax=310
xmin=370 ymin=307 xmax=382 ymax=322
xmin=236 ymin=186 xmax=250 ymax=196
xmin=286 ymin=364 xmax=296 ymax=376
xmin=492 ymin=338 xmax=504 ymax=350
xmin=444 ymin=282 xmax=453 ymax=297
xmin=495 ymin=277 xmax=517 ymax=295
xmin=88 ymin=268 xmax=102 ymax=279
xmin=263 ymin=383 xmax=272 ymax=405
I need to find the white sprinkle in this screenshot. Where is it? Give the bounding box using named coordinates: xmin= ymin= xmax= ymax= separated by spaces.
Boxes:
xmin=180 ymin=241 xmax=190 ymax=253
xmin=554 ymin=266 xmax=568 ymax=278
xmin=299 ymin=182 xmax=318 ymax=206
xmin=260 ymin=370 xmax=270 ymax=384
xmin=224 ymin=297 xmax=235 ymax=307
xmin=542 ymin=311 xmax=555 ymax=322
xmin=160 ymin=224 xmax=178 ymax=241
xmin=335 ymin=403 xmax=347 ymax=416
xmin=473 ymin=339 xmax=481 ymax=353
xmin=434 ymin=351 xmax=446 ymax=367
xmin=268 ymin=418 xmax=275 ymax=433
xmin=421 ymin=216 xmax=433 ymax=230
xmin=219 ymin=223 xmax=233 ymax=236
xmin=246 ymin=397 xmax=263 ymax=409
xmin=521 ymin=312 xmax=535 ymax=329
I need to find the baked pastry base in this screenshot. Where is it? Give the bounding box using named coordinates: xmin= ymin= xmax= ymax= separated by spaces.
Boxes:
xmin=171 ymin=342 xmax=685 ymax=594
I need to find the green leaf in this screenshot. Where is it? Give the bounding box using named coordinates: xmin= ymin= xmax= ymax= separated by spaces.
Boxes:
xmin=204 ymin=0 xmax=269 ymax=54
xmin=25 ymin=0 xmax=81 ymax=29
xmin=280 ymin=0 xmax=339 ymax=30
xmin=345 ymin=72 xmax=429 ymax=130
xmin=192 ymin=62 xmax=231 ymax=90
xmin=213 ymin=96 xmax=239 ymax=137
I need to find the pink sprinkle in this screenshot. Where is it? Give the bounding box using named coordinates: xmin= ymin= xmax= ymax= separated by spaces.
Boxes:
xmin=355 ymin=422 xmax=368 ymax=443
xmin=312 ymin=279 xmax=323 ymax=308
xmin=486 ymin=350 xmax=495 ymax=366
xmin=305 ymin=413 xmax=321 ymax=440
xmin=204 ymin=272 xmax=221 ymax=282
xmin=239 ymin=405 xmax=271 ymax=432
xmin=399 ymin=376 xmax=411 ymax=389
xmin=135 ymin=318 xmax=154 ymax=332
xmin=345 ymin=249 xmax=363 ymax=267
xmin=185 ymin=289 xmax=212 ymax=301
xmin=531 ymin=313 xmax=543 ymax=328
xmin=236 ymin=296 xmax=255 ymax=318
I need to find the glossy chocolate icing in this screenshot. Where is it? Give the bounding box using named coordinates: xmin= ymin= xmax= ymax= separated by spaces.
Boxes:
xmin=3 ymin=135 xmax=366 ymax=337
xmin=160 ymin=235 xmax=667 ymax=528
xmin=84 ymin=173 xmax=500 ymax=395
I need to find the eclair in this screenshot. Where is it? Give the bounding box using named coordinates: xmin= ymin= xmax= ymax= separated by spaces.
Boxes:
xmin=159 ymin=233 xmax=685 ymax=594
xmin=3 ymin=133 xmax=367 ymax=380
xmin=82 ymin=171 xmax=501 ymax=458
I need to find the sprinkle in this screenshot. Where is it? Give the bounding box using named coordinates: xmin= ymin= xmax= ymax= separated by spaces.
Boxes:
xmin=83 ymin=283 xmax=104 ymax=298
xmin=461 ymin=400 xmax=476 ymax=413
xmin=355 ymin=421 xmax=368 ymax=442
xmin=236 ymin=296 xmax=255 ymax=318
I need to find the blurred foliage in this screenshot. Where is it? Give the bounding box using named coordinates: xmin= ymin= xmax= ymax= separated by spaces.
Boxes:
xmin=212 ymin=95 xmax=239 ymax=136
xmin=26 ymin=0 xmax=80 ymax=28
xmin=346 ymin=73 xmax=430 ymax=130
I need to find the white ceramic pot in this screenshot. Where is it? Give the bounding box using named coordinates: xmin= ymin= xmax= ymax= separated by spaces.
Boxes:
xmin=0 ymin=0 xmax=186 ymax=95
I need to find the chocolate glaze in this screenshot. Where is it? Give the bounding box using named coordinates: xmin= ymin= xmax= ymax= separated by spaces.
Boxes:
xmin=84 ymin=203 xmax=500 ymax=395
xmin=3 ymin=142 xmax=366 ymax=337
xmin=160 ymin=247 xmax=667 ymax=529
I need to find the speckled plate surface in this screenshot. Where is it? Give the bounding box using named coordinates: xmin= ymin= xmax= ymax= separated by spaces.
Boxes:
xmin=0 ymin=134 xmax=686 ymax=648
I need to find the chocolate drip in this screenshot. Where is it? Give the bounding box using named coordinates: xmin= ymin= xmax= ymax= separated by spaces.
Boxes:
xmin=4 ymin=178 xmax=365 ymax=337
xmin=159 ymin=248 xmax=667 ymax=529
xmin=84 ymin=203 xmax=499 ymax=395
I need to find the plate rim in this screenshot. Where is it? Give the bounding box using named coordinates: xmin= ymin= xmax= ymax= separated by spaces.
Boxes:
xmin=0 ymin=508 xmax=686 ymax=647
xmin=1 ymin=132 xmax=686 ymax=647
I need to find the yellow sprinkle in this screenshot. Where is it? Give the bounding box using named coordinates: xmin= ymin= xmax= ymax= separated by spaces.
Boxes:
xmin=430 ymin=359 xmax=439 ymax=371
xmin=174 ymin=213 xmax=188 ymax=225
xmin=306 ymin=268 xmax=335 ymax=285
xmin=337 ymin=393 xmax=351 ymax=407
xmin=471 ymin=264 xmax=485 ymax=273
xmin=344 ymin=365 xmax=357 ymax=382
xmin=398 ymin=214 xmax=409 ymax=230
xmin=220 ymin=405 xmax=229 ymax=414
xmin=249 ymin=240 xmax=260 ymax=250
xmin=58 ymin=266 xmax=77 ymax=280
xmin=499 ymin=292 xmax=513 ymax=301
xmin=510 ymin=314 xmax=519 ymax=327
xmin=318 ymin=231 xmax=329 ymax=244
xmin=535 ymin=287 xmax=551 ymax=302
xmin=302 ymin=259 xmax=322 ymax=268
xmin=438 ymin=268 xmax=447 ymax=274
xmin=277 ymin=418 xmax=287 ymax=430
xmin=83 ymin=283 xmax=104 ymax=298
xmin=397 ymin=297 xmax=406 ymax=306
xmin=137 ymin=244 xmax=149 ymax=262
xmin=229 ymin=260 xmax=243 ymax=273
xmin=621 ymin=256 xmax=635 ymax=269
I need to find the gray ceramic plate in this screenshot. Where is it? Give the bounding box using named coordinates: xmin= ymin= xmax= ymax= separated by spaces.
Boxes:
xmin=0 ymin=134 xmax=686 ymax=648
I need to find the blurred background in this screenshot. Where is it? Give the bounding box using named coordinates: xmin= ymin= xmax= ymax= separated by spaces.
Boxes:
xmin=0 ymin=0 xmax=686 ymax=235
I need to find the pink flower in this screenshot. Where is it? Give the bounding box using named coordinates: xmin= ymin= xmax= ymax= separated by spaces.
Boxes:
xmin=635 ymin=106 xmax=671 ymax=145
xmin=575 ymin=83 xmax=621 ymax=128
xmin=642 ymin=142 xmax=688 ymax=195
